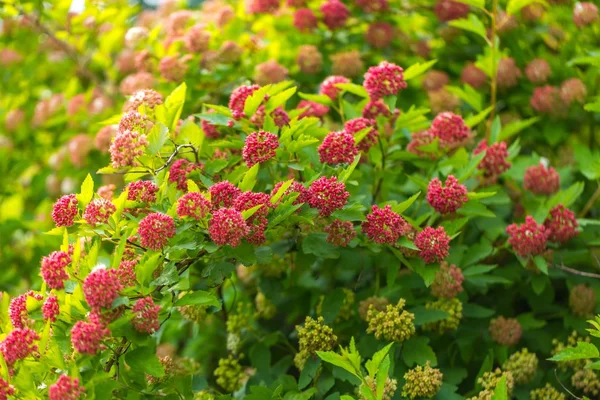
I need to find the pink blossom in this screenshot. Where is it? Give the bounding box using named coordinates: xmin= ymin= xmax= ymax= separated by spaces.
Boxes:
xmin=41 ymin=251 xmax=71 ymax=290
xmin=243 ymin=131 xmax=279 ymax=167
xmin=427 ymin=175 xmax=468 ymax=214
xmin=474 ymin=140 xmax=511 ymax=183
xmin=293 ymin=8 xmax=318 ymax=32
xmin=362 ymin=205 xmax=408 ymax=244
xmin=229 ymin=85 xmax=260 ymax=120
xmin=297 ymin=100 xmax=329 ymax=119
xmin=210 ymin=181 xmax=242 ymax=209
xmin=307 ymin=176 xmax=350 ymax=217
xmin=169 ymin=159 xmax=202 ymax=191
xmin=126 ymin=180 xmax=159 ymax=203
xmin=208 ymin=208 xmax=250 ymax=247
xmin=0 ymin=328 xmax=39 ymax=368
xmin=138 ymin=213 xmax=176 ymax=251
xmin=42 ymin=295 xmax=60 ymax=323
xmin=318 ymin=131 xmax=358 ymax=165
xmin=71 ymin=315 xmax=110 ymax=355
xmin=83 ymin=198 xmax=116 ymax=226
xmin=506 ymin=216 xmax=550 ymax=258
xmin=544 ymin=205 xmax=578 ymax=244
xmin=320 ymin=0 xmax=350 ymax=29
xmin=430 ymin=112 xmax=471 ymax=150
xmin=132 ymin=297 xmax=161 ymax=334
xmin=434 ymin=0 xmax=469 ymax=21
xmin=52 ymin=194 xmax=78 ymax=227
xmin=324 ymin=220 xmax=356 ymax=246
xmin=414 ymin=226 xmax=451 ymax=263
xmin=320 ymin=75 xmax=350 ymax=100
xmin=345 ymin=118 xmax=379 ymax=151
xmin=363 ymin=61 xmax=407 ymax=100
xmin=431 ymin=262 xmax=464 ymax=298
xmin=83 ymin=268 xmax=123 ymax=309
xmin=523 ymin=163 xmax=560 ymax=195
xmin=49 ymin=375 xmax=85 ymax=400
xmin=109 ymin=129 xmax=149 ymax=168
xmin=177 ymin=192 xmax=211 ymax=220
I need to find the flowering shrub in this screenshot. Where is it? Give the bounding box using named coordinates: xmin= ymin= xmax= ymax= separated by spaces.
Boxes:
xmin=1 ymin=0 xmax=600 ymax=399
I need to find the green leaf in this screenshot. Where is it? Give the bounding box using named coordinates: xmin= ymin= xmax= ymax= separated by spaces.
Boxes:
xmin=447 ymin=85 xmax=483 ymax=112
xmin=317 ymin=351 xmax=360 ymax=378
xmin=404 ymin=60 xmax=438 ymax=81
xmin=467 ymin=191 xmax=496 ymax=200
xmin=366 ymin=343 xmax=394 ymax=377
xmin=266 ymin=87 xmax=297 ymax=112
xmin=548 ymin=341 xmax=599 ymax=361
xmin=375 ymin=356 xmax=390 ymax=400
xmin=180 ymin=119 xmax=204 ymax=150
xmin=241 ymin=204 xmax=264 ymax=220
xmin=76 ymin=174 xmax=94 ymax=206
xmin=239 ymin=163 xmax=259 ymax=192
xmin=491 ymin=375 xmax=507 ymax=400
xmin=533 ymin=255 xmax=548 ymax=274
xmin=146 ymin=123 xmax=169 ymax=155
xmin=338 ymin=155 xmax=361 ymax=183
xmin=125 ymin=346 xmax=165 ymax=377
xmin=463 ymin=264 xmax=498 ymax=277
xmin=457 ymin=201 xmax=495 ymax=218
xmin=498 ymin=117 xmax=540 ymax=142
xmin=454 ymin=0 xmax=485 ymax=10
xmin=411 ymin=306 xmax=449 ymax=326
xmin=335 ymin=83 xmax=369 ymax=98
xmin=463 ymin=303 xmax=495 ymax=318
xmin=402 ymin=336 xmax=437 ymax=367
xmin=449 ymin=15 xmax=488 ymax=42
xmin=244 ymin=86 xmax=269 ymax=117
xmin=506 ymin=0 xmax=547 ymax=15
xmin=465 ymin=106 xmax=493 ymax=128
xmin=392 ymin=192 xmax=421 ymax=214
xmin=302 ymin=233 xmax=340 ymax=259
xmin=175 ymin=290 xmax=221 ymax=309
xmin=298 ymin=357 xmax=321 ymax=389
xmin=163 ymin=83 xmax=187 ymax=131
xmin=298 ymin=93 xmax=333 ymax=106
xmin=270 ymin=179 xmax=293 ymax=205
xmin=585 ymin=101 xmax=600 ymax=113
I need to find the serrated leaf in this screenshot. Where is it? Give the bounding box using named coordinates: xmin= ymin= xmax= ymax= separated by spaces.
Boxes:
xmin=239 ymin=163 xmax=259 ymax=192
xmin=163 ymin=83 xmax=187 ymax=131
xmin=404 ymin=60 xmax=438 ymax=81
xmin=549 ymin=341 xmax=599 ymax=361
xmin=175 ymin=290 xmax=221 ymax=309
xmin=366 ymin=343 xmax=394 ymax=377
xmin=465 ymin=106 xmax=493 ymax=128
xmin=146 ymin=123 xmax=169 ymax=155
xmin=76 ymin=174 xmax=94 ymax=206
xmin=449 ymin=15 xmax=489 ymax=42
xmin=125 ymin=346 xmax=165 ymax=377
xmin=339 ymin=155 xmax=361 ymax=183
xmin=270 ymin=179 xmax=293 ymax=205
xmin=498 ymin=117 xmax=540 ymax=142
xmin=392 ymin=192 xmax=421 ymax=214
xmin=266 ymin=87 xmax=297 ymax=112
xmin=402 ymin=336 xmax=437 ymax=367
xmin=241 ymin=204 xmax=264 ymax=220
xmin=244 ymin=86 xmax=269 ymax=117
xmin=298 ymin=92 xmax=333 ymax=106
xmin=317 ymin=351 xmax=360 ymax=378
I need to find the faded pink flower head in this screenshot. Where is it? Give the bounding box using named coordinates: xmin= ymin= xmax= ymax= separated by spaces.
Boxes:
xmin=116 ymin=259 xmax=138 ymax=288
xmin=530 ymin=86 xmax=564 ymax=116
xmin=560 ymin=78 xmax=587 ymax=105
xmin=320 ymin=0 xmax=350 ymax=30
xmin=177 ymin=192 xmax=211 ymax=220
xmin=497 ymin=57 xmax=522 ymax=89
xmin=126 ymin=180 xmax=159 ymax=203
xmin=159 ymin=54 xmax=190 ymax=82
xmin=318 ymin=131 xmax=358 ymax=165
xmin=208 ymin=208 xmax=250 ymax=247
xmin=363 ymin=61 xmax=407 ymax=100
xmin=366 ymin=22 xmax=394 ymax=49
xmin=109 ymin=129 xmax=149 ymax=168
xmin=95 ymin=125 xmax=117 ymax=153
xmin=184 ymin=24 xmax=211 ymax=53
xmin=434 ymin=0 xmax=469 ymax=22
xmin=474 ymin=140 xmax=511 ymax=184
xmin=71 ymin=314 xmax=110 ymax=355
xmin=506 ymin=216 xmax=550 ymax=258
xmin=489 ymin=316 xmax=522 ymax=346
xmin=254 ymin=59 xmax=288 ymax=86
xmin=132 ymin=297 xmax=161 ymax=334
xmin=427 ymin=175 xmax=468 ymax=214
xmin=362 ymin=205 xmax=409 ymax=244
xmin=243 ymin=131 xmax=279 ymax=167
xmin=431 ymin=262 xmax=464 ymax=298
xmin=325 ymin=220 xmax=356 ymax=247
xmin=138 ymin=213 xmax=176 ymax=251
xmin=297 ymin=45 xmax=323 ymax=75
xmin=544 ymin=205 xmax=578 ymax=244
xmin=525 ymin=59 xmax=551 ymax=84
xmin=414 ymin=226 xmax=451 ymax=263
xmin=293 ymin=8 xmax=318 ymax=32
xmin=125 ymin=89 xmax=164 ymax=113
xmin=356 ymin=0 xmax=388 ymax=13
xmin=298 ymin=100 xmax=330 ymax=119
xmin=41 ymin=251 xmax=71 ymax=290
xmin=307 ymin=176 xmax=350 ymax=217
xmin=52 ymin=194 xmax=78 ymax=227
xmin=573 ymin=2 xmax=598 ymax=27
xmin=524 ymin=163 xmax=560 ymax=195
xmin=362 ymin=100 xmax=391 ymax=120
xmin=229 ymin=84 xmax=261 ymax=120
xmin=0 ymin=328 xmax=39 ymax=368
xmin=49 ymin=375 xmax=85 ymax=400
xmin=83 ymin=198 xmax=116 ymax=226
xmin=119 ymin=71 xmax=155 ymax=96
xmin=320 ymin=75 xmax=350 ymax=100
xmin=430 ymin=112 xmax=472 ymax=150
xmin=169 ymin=159 xmax=202 ymax=191
xmin=83 ymin=267 xmax=123 ymax=309
xmin=423 ymin=70 xmax=450 ymax=92
xmin=461 ymin=63 xmax=487 ymax=89
xmin=247 ymin=0 xmax=280 ymax=14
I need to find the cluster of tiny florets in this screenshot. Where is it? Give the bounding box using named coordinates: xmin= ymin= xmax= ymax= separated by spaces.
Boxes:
xmin=571 ymin=368 xmax=600 ymax=397
xmin=132 ymin=296 xmax=161 ymax=334
xmin=117 ymin=259 xmax=138 ymax=287
xmin=360 ymin=376 xmax=397 ymax=400
xmin=307 ymin=176 xmax=350 ymax=217
xmin=177 ymin=192 xmax=211 ymax=220
xmin=126 ymin=180 xmax=159 ymax=203
xmin=270 ymin=180 xmax=309 ymax=205
xmin=362 ymin=205 xmax=408 ymax=244
xmin=423 ymin=298 xmax=462 ymax=334
xmin=530 ymin=383 xmax=566 ymax=400
xmin=358 ymin=296 xmax=389 ymax=320
xmin=169 ymin=159 xmax=201 ymax=191
xmin=233 ymin=191 xmax=272 ymax=245
xmin=109 ymin=129 xmax=149 ymax=168
xmin=0 ymin=327 xmax=39 ymax=367
xmin=506 ymin=216 xmax=550 ymax=258
xmin=344 ymin=117 xmax=378 ymax=151
xmin=125 ymin=89 xmax=163 ymax=113
xmin=247 ymin=0 xmax=280 ymax=14
xmin=318 ymin=131 xmax=358 ymax=165
xmin=48 ymin=375 xmax=85 ymax=400
xmin=427 ymin=175 xmax=468 ymax=214
xmin=294 ymin=316 xmax=337 ymax=370
xmin=525 ymin=59 xmax=552 ymax=84
xmin=138 ymin=212 xmax=176 ymax=250
xmin=229 ymin=85 xmax=260 ymax=120
xmin=365 ymin=22 xmax=394 ymax=48
xmin=297 ymin=45 xmax=323 ymax=75
xmin=569 ymin=284 xmax=596 ymax=317
xmin=573 ymin=2 xmax=598 ymax=27
xmin=297 ymin=100 xmax=330 ymax=119
xmin=363 ymin=61 xmax=407 ymax=100
xmin=356 ymin=0 xmax=388 ymax=13
xmin=469 ymin=369 xmax=514 ymax=400
xmin=71 ymin=314 xmax=110 ymax=355
xmin=83 ymin=267 xmax=123 ymax=309
xmin=209 ymin=208 xmax=250 ymax=247
xmin=489 ymin=316 xmax=522 ymax=346
xmin=502 ymin=348 xmax=538 ymax=384
xmin=40 ymin=250 xmax=71 ymax=289
xmin=431 ymin=262 xmax=464 ymax=298
xmin=243 ymin=131 xmax=279 ymax=167
xmin=414 ymin=226 xmax=451 ymax=263
xmin=362 ymin=99 xmax=390 ymax=119
xmin=430 ymin=112 xmax=472 ymax=150
xmin=434 ymin=0 xmax=469 ymax=22
xmin=9 ymin=291 xmax=41 ymax=329
xmin=52 ymin=194 xmax=78 ymax=226
xmin=402 ymin=362 xmax=443 ymax=399
xmin=531 ymin=85 xmax=564 ymax=116
xmin=210 ymin=181 xmax=242 ymax=209
xmin=320 ymin=75 xmax=350 ymax=100
xmin=544 ymin=205 xmax=579 ymax=244
xmin=461 ymin=63 xmax=487 ymax=89
xmin=366 ymin=299 xmax=415 ymax=342
xmin=293 ymin=8 xmax=318 ymax=32
xmin=42 ymin=295 xmax=60 ymax=322
xmin=474 ymin=140 xmax=511 ymax=184
xmin=214 ymin=355 xmax=245 ymax=393
xmin=320 ymin=0 xmax=350 ymax=30
xmin=0 ymin=378 xmax=14 ymax=400
xmin=324 ymin=220 xmax=356 ymax=247
xmin=83 ymin=198 xmax=116 ymax=226
xmin=524 ymin=163 xmax=560 ymax=195
xmin=561 ymin=78 xmax=587 ymax=105
xmin=497 ymin=57 xmax=522 ymax=89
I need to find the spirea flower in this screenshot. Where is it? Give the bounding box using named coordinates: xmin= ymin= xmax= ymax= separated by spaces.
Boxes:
xmin=525 ymin=59 xmax=551 ymax=84
xmin=0 ymin=378 xmax=14 ymax=400
xmin=214 ymin=355 xmax=245 ymax=393
xmin=71 ymin=315 xmax=110 ymax=355
xmin=362 ymin=205 xmax=408 ymax=244
xmin=356 ymin=0 xmax=388 ymax=13
xmin=423 ymin=70 xmax=450 ymax=92
xmin=402 ymin=362 xmax=443 ymax=400
xmin=40 ymin=251 xmax=71 ymax=289
xmin=83 ymin=198 xmax=115 ymax=226
xmin=297 ymin=45 xmax=323 ymax=75
xmin=9 ymin=291 xmax=41 ymax=329
xmin=545 ymin=205 xmax=578 ymax=243
xmin=414 ymin=226 xmax=450 ymax=263
xmin=229 ymin=84 xmax=260 ymax=120
xmin=49 ymin=375 xmax=85 ymax=400
xmin=560 ymin=78 xmax=587 ymax=105
xmin=461 ymin=63 xmax=487 ymax=89
xmin=366 ymin=22 xmax=394 ymax=48
xmin=159 ymin=54 xmax=190 ymax=82
xmin=572 ymin=368 xmax=600 ymax=397
xmin=83 ymin=267 xmax=123 ymax=309
xmin=243 ymin=131 xmax=279 ymax=167
xmin=250 ymin=105 xmax=290 ymax=128
xmin=573 ymin=2 xmax=598 ymax=27
xmin=169 ymin=159 xmax=201 ymax=192
xmin=530 ymin=86 xmax=564 ymax=116
xmin=42 ymin=295 xmax=60 ymax=323
xmin=431 ymin=262 xmax=464 ymax=298
xmin=320 ymin=0 xmax=350 ymax=30
xmin=138 ymin=213 xmax=176 ymax=251
xmin=331 ymin=50 xmax=364 ymax=78
xmin=362 ymin=99 xmax=391 ymax=119
xmin=474 ymin=140 xmax=511 ymax=183
xmin=506 ymin=216 xmax=550 ymax=258
xmin=423 ymin=298 xmax=462 ymax=334
xmin=434 ymin=0 xmax=469 ymax=21
xmin=109 ymin=129 xmax=148 ymax=168
xmin=318 ymin=131 xmax=358 ymax=165
xmin=125 ymin=89 xmax=163 ymax=113
xmin=177 ymin=192 xmax=211 ymax=220
xmin=95 ymin=125 xmax=117 ymax=152
xmin=361 ymin=376 xmax=396 ymax=400
xmin=470 ymin=369 xmax=514 ymax=400
xmin=502 ymin=348 xmax=538 ymax=384
xmin=254 ymin=60 xmax=288 ymax=86
xmin=358 ymin=296 xmax=389 ymax=320
xmin=117 ymin=111 xmax=149 ymax=134
xmin=366 ymin=299 xmax=415 ymax=342
xmin=427 ymin=175 xmax=468 ymax=214
xmin=210 ymin=181 xmax=242 ymax=209
xmin=0 ymin=328 xmax=39 ymax=367
xmin=569 ymin=284 xmax=596 ymax=317
xmin=247 ymin=0 xmax=280 ymax=13
xmin=297 ymin=100 xmax=329 ymax=119
xmin=119 ymin=71 xmax=155 ymax=96
xmin=530 ymin=384 xmax=565 ymax=400
xmin=132 ymin=297 xmax=161 ymax=334
xmin=270 ymin=180 xmax=309 ymax=205
xmin=307 ymin=176 xmax=350 ymax=217
xmin=293 ymin=8 xmax=318 ymax=32
xmin=218 ymin=41 xmax=243 ymax=63
xmin=183 ymin=24 xmax=210 ymax=53
xmin=294 ymin=316 xmax=337 ymax=370
xmin=489 ymin=316 xmax=522 ymax=346
xmin=233 ymin=191 xmax=272 ymax=245
xmin=201 ymin=116 xmax=220 ymax=139
xmin=97 ymin=184 xmax=115 ymax=201
xmin=497 ymin=57 xmax=522 ymax=89
xmin=126 ymin=180 xmax=159 ymax=203
xmin=324 ymin=220 xmax=356 ymax=246
xmin=363 ymin=61 xmax=407 ymax=100
xmin=524 ymin=163 xmax=560 ymax=195
xmin=430 ymin=112 xmax=472 ymax=150
xmin=116 ymin=259 xmax=138 ymax=288
xmin=320 ymin=75 xmax=350 ymax=100
xmin=52 ymin=194 xmax=78 ymax=227
xmin=209 ymin=208 xmax=250 ymax=247
xmin=344 ymin=117 xmax=378 ymax=151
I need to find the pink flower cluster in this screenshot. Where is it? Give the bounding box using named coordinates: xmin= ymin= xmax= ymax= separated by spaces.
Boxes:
xmin=158 ymin=54 xmax=190 ymax=82
xmin=0 ymin=378 xmax=14 ymax=400
xmin=525 ymin=59 xmax=551 ymax=84
xmin=474 ymin=140 xmax=511 ymax=184
xmin=431 ymin=262 xmax=464 ymax=298
xmin=429 ymin=112 xmax=472 ymax=150
xmin=461 ymin=63 xmax=487 ymax=89
xmin=169 ymin=159 xmax=202 ymax=191
xmin=318 ymin=131 xmax=358 ymax=165
xmin=362 ymin=100 xmax=391 ymax=119
xmin=573 ymin=2 xmax=598 ymax=27
xmin=83 ymin=198 xmax=116 ymax=226
xmin=138 ymin=212 xmax=176 ymax=250
xmin=243 ymin=131 xmax=279 ymax=167
xmin=9 ymin=291 xmax=42 ymax=329
xmin=109 ymin=129 xmax=149 ymax=168
xmin=0 ymin=328 xmax=39 ymax=367
xmin=298 ymin=100 xmax=330 ymax=119
xmin=524 ymin=163 xmax=560 ymax=195
xmin=345 ymin=118 xmax=378 ymax=151
xmin=116 ymin=259 xmax=138 ymax=288
xmin=71 ymin=313 xmax=110 ymax=355
xmin=356 ymin=0 xmax=388 ymax=12
xmin=247 ymin=0 xmax=280 ymax=14
xmin=427 ymin=175 xmax=468 ymax=214
xmin=363 ymin=61 xmax=407 ymax=100
xmin=270 ymin=180 xmax=309 ymax=205
xmin=497 ymin=57 xmax=522 ymax=89
xmin=177 ymin=192 xmax=211 ymax=220
xmin=489 ymin=316 xmax=522 ymax=346
xmin=234 ymin=191 xmax=272 ymax=245
xmin=530 ymin=86 xmax=564 ymax=116
xmin=307 ymin=176 xmax=350 ymax=217
xmin=414 ymin=226 xmax=451 ymax=263
xmin=52 ymin=194 xmax=78 ymax=227
xmin=320 ymin=75 xmax=350 ymax=100
xmin=125 ymin=89 xmax=163 ymax=113
xmin=320 ymin=0 xmax=350 ymax=30
xmin=41 ymin=251 xmax=71 ymax=289
xmin=434 ymin=0 xmax=469 ymax=22
xmin=208 ymin=208 xmax=250 ymax=247
xmin=506 ymin=216 xmax=550 ymax=258
xmin=48 ymin=375 xmax=85 ymax=400
xmin=293 ymin=8 xmax=318 ymax=32
xmin=362 ymin=205 xmax=408 ymax=244
xmin=544 ymin=205 xmax=578 ymax=244
xmin=251 ymin=105 xmax=290 ymax=128
xmin=366 ymin=22 xmax=394 ymax=49
xmin=127 ymin=180 xmax=159 ymax=203
xmin=324 ymin=220 xmax=356 ymax=246
xmin=132 ymin=297 xmax=161 ymax=334
xmin=83 ymin=268 xmax=123 ymax=309
xmin=229 ymin=84 xmax=260 ymax=120
xmin=42 ymin=295 xmax=60 ymax=322
xmin=561 ymin=78 xmax=587 ymax=105
xmin=210 ymin=181 xmax=242 ymax=209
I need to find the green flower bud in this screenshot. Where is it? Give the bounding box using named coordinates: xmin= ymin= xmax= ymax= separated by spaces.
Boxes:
xmin=423 ymin=298 xmax=462 ymax=334
xmin=294 ymin=316 xmax=337 ymax=370
xmin=178 ymin=304 xmax=207 ymax=323
xmin=227 ymin=332 xmax=241 ymax=354
xmin=530 ymin=383 xmax=566 ymax=400
xmin=572 ymin=366 xmax=600 ymax=397
xmin=358 ymin=296 xmax=389 ymax=321
xmin=366 ymin=299 xmax=415 ymax=343
xmin=193 ymin=390 xmax=215 ymax=400
xmin=468 ymin=368 xmax=514 ymax=400
xmin=359 ymin=376 xmax=397 ymax=400
xmin=255 ymin=291 xmax=276 ymax=320
xmin=214 ymin=354 xmax=245 ymax=393
xmin=569 ymin=284 xmax=597 ymax=318
xmin=402 ymin=362 xmax=443 ymax=399
xmin=226 ymin=302 xmax=253 ymax=334
xmin=501 ymin=348 xmax=538 ymax=385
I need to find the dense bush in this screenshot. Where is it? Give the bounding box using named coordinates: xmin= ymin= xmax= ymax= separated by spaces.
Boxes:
xmin=1 ymin=0 xmax=600 ymax=399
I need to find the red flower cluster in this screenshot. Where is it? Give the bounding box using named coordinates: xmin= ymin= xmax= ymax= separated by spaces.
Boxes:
xmin=0 ymin=378 xmax=14 ymax=400
xmin=298 ymin=100 xmax=330 ymax=119
xmin=42 ymin=295 xmax=60 ymax=322
xmin=70 ymin=313 xmax=110 ymax=355
xmin=177 ymin=192 xmax=211 ymax=220
xmin=0 ymin=328 xmax=39 ymax=368
xmin=210 ymin=181 xmax=242 ymax=209
xmin=138 ymin=212 xmax=176 ymax=250
xmin=169 ymin=159 xmax=202 ymax=191
xmin=208 ymin=208 xmax=250 ymax=247
xmin=318 ymin=131 xmax=358 ymax=165
xmin=506 ymin=216 xmax=550 ymax=258
xmin=201 ymin=113 xmax=220 ymax=139
xmin=497 ymin=57 xmax=522 ymax=89
xmin=366 ymin=22 xmax=394 ymax=49
xmin=523 ymin=163 xmax=560 ymax=195
xmin=561 ymin=78 xmax=587 ymax=105
xmin=83 ymin=198 xmax=116 ymax=226
xmin=356 ymin=0 xmax=388 ymax=13
xmin=9 ymin=291 xmax=41 ymax=329
xmin=83 ymin=267 xmax=123 ymax=309
xmin=362 ymin=205 xmax=408 ymax=244
xmin=293 ymin=8 xmax=318 ymax=32
xmin=243 ymin=131 xmax=279 ymax=167
xmin=363 ymin=61 xmax=407 ymax=100
xmin=345 ymin=117 xmax=378 ymax=151
xmin=474 ymin=140 xmax=511 ymax=184
xmin=270 ymin=180 xmax=309 ymax=205
xmin=320 ymin=75 xmax=350 ymax=100
xmin=234 ymin=191 xmax=273 ymax=245
xmin=48 ymin=375 xmax=85 ymax=400
xmin=414 ymin=226 xmax=451 ymax=264
xmin=320 ymin=0 xmax=350 ymax=30
xmin=40 ymin=251 xmax=71 ymax=289
xmin=530 ymin=86 xmax=563 ymax=116
xmin=251 ymin=105 xmax=290 ymax=128
xmin=489 ymin=316 xmax=522 ymax=346
xmin=229 ymin=84 xmax=260 ymax=120
xmin=362 ymin=100 xmax=390 ymax=119
xmin=544 ymin=205 xmax=578 ymax=244
xmin=461 ymin=63 xmax=487 ymax=89
xmin=324 ymin=220 xmax=356 ymax=246
xmin=429 ymin=112 xmax=471 ymax=150
xmin=52 ymin=194 xmax=78 ymax=227
xmin=434 ymin=0 xmax=469 ymax=22
xmin=307 ymin=176 xmax=350 ymax=217
xmin=573 ymin=2 xmax=598 ymax=27
xmin=116 ymin=259 xmax=138 ymax=288
xmin=126 ymin=180 xmax=159 ymax=203
xmin=431 ymin=262 xmax=464 ymax=298
xmin=247 ymin=0 xmax=280 ymax=14
xmin=427 ymin=175 xmax=468 ymax=214
xmin=132 ymin=297 xmax=161 ymax=334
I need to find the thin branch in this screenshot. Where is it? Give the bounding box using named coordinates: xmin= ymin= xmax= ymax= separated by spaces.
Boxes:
xmin=486 ymin=0 xmax=499 ymax=141
xmin=154 ymin=144 xmax=199 ymax=174
xmin=554 ymin=369 xmax=582 ymax=400
xmin=552 ymin=263 xmax=600 ymax=279
xmin=579 ymin=182 xmax=600 ymax=218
